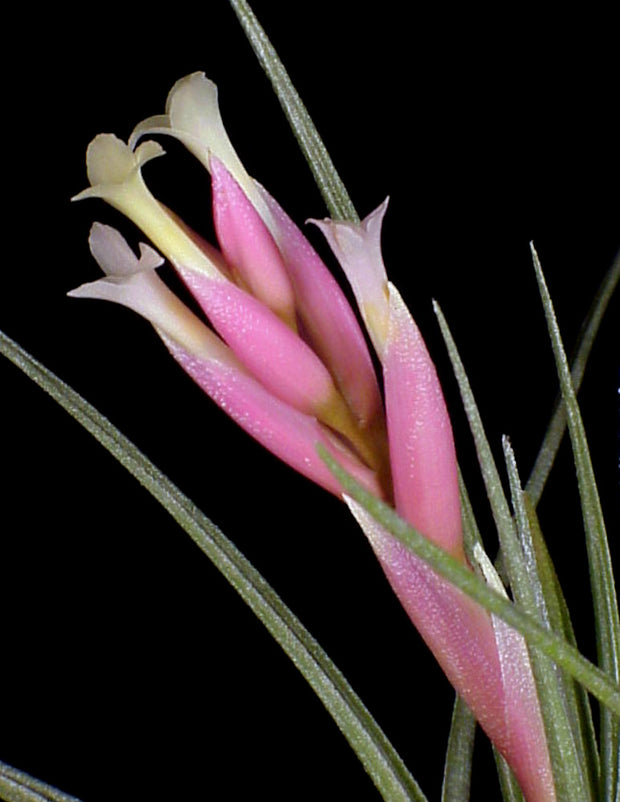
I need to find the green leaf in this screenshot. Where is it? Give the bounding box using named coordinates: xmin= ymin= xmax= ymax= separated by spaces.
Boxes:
xmin=457 ymin=468 xmax=486 ymax=563
xmin=434 ymin=300 xmax=584 ymax=798
xmin=502 ymin=438 xmax=592 ymax=801
xmin=531 ymin=244 xmax=620 ymax=802
xmin=434 ymin=280 xmax=616 ymax=798
xmin=0 ymin=760 xmax=82 ymax=802
xmin=524 ymin=496 xmax=600 ymax=796
xmin=493 ymin=751 xmax=526 ymax=802
xmin=526 ymin=248 xmax=620 ymax=506
xmin=0 ymin=330 xmax=425 ymax=802
xmin=441 ymin=695 xmax=476 ymax=802
xmin=228 ymin=0 xmax=359 ymax=222
xmin=432 ymin=301 xmax=517 ymax=566
xmin=319 ymin=446 xmax=620 ymax=717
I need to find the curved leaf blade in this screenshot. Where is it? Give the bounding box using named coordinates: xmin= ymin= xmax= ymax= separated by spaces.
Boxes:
xmin=531 ymin=244 xmax=620 ymax=802
xmin=228 ymin=0 xmax=359 ymax=222
xmin=0 ymin=760 xmax=82 ymax=802
xmin=0 ymin=330 xmax=425 ymax=802
xmin=503 ymin=438 xmax=592 ymax=801
xmin=526 ymin=248 xmax=620 ymax=506
xmin=524 ymin=496 xmax=600 ymax=795
xmin=441 ymin=696 xmax=476 ymax=802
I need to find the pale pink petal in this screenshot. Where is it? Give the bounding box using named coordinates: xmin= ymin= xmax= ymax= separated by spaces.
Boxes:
xmin=68 ymin=224 xmax=232 ymax=364
xmin=210 ymin=157 xmax=297 ymax=328
xmin=346 ymin=499 xmax=555 ymax=802
xmin=310 ymin=200 xmax=390 ymax=358
xmin=256 ymin=184 xmax=383 ymax=429
xmin=162 ymin=335 xmax=384 ymax=499
xmin=88 ymin=222 xmax=164 ymax=277
xmin=383 ymin=283 xmax=462 ymax=559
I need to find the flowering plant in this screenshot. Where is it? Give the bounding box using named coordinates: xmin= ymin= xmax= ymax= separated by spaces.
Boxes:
xmin=0 ymin=2 xmax=618 ymax=801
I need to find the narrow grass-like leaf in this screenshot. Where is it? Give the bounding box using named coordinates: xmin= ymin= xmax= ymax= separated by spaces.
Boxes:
xmin=503 ymin=438 xmax=592 ymax=802
xmin=441 ymin=695 xmax=476 ymax=802
xmin=526 ymin=248 xmax=620 ymax=506
xmin=493 ymin=751 xmax=526 ymax=802
xmin=458 ymin=468 xmax=485 ymax=563
xmin=0 ymin=760 xmax=83 ymax=802
xmin=0 ymin=330 xmax=425 ymax=802
xmin=502 ymin=440 xmax=549 ymax=622
xmin=524 ymin=496 xmax=600 ymax=795
xmin=433 ymin=294 xmax=607 ymax=796
xmin=320 ymin=447 xmax=620 ymax=716
xmin=228 ymin=0 xmax=359 ymax=222
xmin=432 ymin=301 xmax=517 ymax=563
xmin=531 ymin=244 xmax=620 ymax=802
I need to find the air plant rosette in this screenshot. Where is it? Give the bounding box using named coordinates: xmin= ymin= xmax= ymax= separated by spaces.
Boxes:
xmin=0 ymin=2 xmax=618 ymax=801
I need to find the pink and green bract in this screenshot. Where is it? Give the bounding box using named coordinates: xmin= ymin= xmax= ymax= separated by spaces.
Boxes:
xmin=71 ymin=72 xmax=555 ymax=801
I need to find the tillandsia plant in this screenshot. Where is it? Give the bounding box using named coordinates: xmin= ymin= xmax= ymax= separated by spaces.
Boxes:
xmin=66 ymin=71 xmax=556 ymax=801
xmin=0 ymin=2 xmax=618 ymax=802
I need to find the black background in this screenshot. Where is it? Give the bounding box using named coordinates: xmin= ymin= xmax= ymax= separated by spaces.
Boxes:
xmin=1 ymin=3 xmax=618 ymax=800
